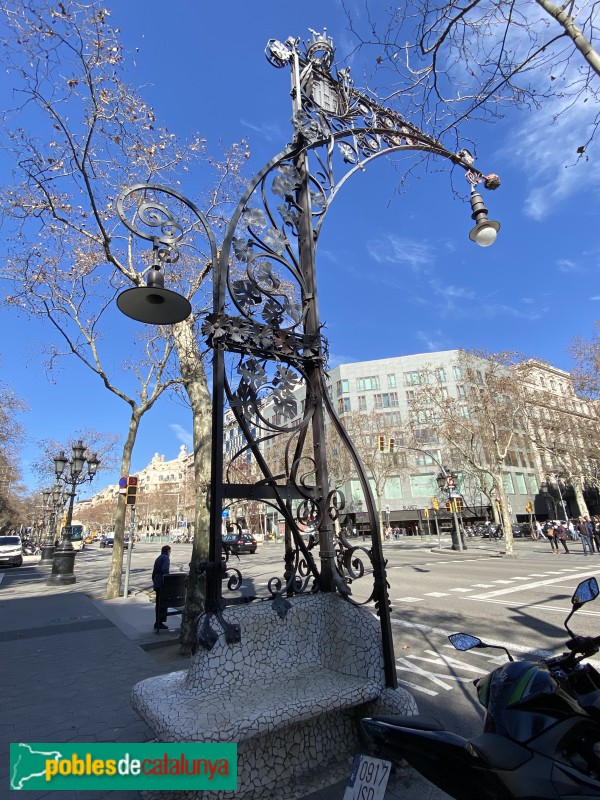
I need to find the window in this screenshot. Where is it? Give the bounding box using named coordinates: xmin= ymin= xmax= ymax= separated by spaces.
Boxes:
xmin=416 ymin=453 xmax=436 ymax=466
xmin=404 ymin=370 xmax=430 ymax=386
xmin=358 ymin=395 xmax=367 ymax=411
xmin=456 ymin=384 xmax=466 ymax=398
xmin=515 ymin=473 xmax=527 ymax=494
xmin=405 ymin=390 xmax=415 ymax=404
xmin=336 ymin=378 xmax=349 ymax=396
xmin=453 ymin=365 xmax=462 ymax=381
xmin=385 ymin=476 xmax=403 ymax=499
xmin=409 ymin=473 xmax=438 ymax=497
xmin=528 ymin=474 xmax=539 ymax=494
xmin=357 ymin=375 xmax=380 ymax=391
xmin=436 ymin=367 xmax=446 ymax=383
xmin=374 ymin=392 xmax=399 ymax=409
xmin=414 ymin=429 xmax=437 ymax=444
xmin=502 ymin=473 xmax=515 ymax=494
xmin=476 ymin=370 xmax=484 ymax=385
xmin=337 ymin=397 xmax=351 ymax=414
xmin=383 ymin=412 xmax=401 ymax=427
xmin=387 ymin=374 xmax=397 ymax=388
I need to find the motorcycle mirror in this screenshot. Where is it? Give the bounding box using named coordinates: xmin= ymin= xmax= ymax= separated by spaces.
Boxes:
xmin=449 ymin=633 xmax=482 ymax=651
xmin=571 ymin=577 xmax=599 ymax=609
xmin=449 ymin=632 xmax=515 ymax=661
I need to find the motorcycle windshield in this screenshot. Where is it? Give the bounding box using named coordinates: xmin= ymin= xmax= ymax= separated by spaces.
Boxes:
xmin=482 ymin=662 xmax=585 ymax=741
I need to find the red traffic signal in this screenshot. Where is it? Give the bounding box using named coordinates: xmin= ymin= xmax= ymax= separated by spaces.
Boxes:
xmin=445 ymin=501 xmax=452 ymax=510
xmin=127 ymin=476 xmax=138 ymax=486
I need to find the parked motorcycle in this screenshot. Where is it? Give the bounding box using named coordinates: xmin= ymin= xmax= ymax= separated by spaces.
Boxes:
xmin=362 ymin=577 xmax=600 ymax=799
xmin=22 ymin=539 xmax=40 ymax=556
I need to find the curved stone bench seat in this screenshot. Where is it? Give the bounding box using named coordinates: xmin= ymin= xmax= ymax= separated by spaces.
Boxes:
xmin=132 ymin=593 xmax=417 ymax=800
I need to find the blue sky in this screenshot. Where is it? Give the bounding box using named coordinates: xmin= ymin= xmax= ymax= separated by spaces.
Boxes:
xmin=2 ymin=0 xmax=599 ymax=496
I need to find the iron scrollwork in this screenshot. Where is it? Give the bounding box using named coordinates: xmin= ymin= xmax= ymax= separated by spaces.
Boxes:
xmin=117 ymin=30 xmax=499 ymax=688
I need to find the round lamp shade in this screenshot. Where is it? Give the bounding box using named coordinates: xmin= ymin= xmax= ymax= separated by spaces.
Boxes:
xmin=117 ymin=287 xmax=192 ymax=325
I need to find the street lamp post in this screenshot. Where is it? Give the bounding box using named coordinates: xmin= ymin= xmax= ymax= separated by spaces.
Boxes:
xmin=436 ymin=469 xmax=465 ymax=552
xmin=114 ymin=30 xmax=497 ymax=685
xmin=40 ymin=484 xmax=67 ymax=562
xmin=47 ymin=441 xmax=99 ymax=586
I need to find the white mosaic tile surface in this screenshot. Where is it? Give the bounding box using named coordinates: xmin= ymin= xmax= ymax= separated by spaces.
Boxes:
xmin=133 ymin=593 xmax=417 ymax=799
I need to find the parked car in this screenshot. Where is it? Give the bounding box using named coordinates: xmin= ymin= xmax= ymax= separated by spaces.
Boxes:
xmin=222 ymin=533 xmax=258 ymax=555
xmin=99 ymin=533 xmax=114 ymax=548
xmin=0 ymin=535 xmax=23 ymax=567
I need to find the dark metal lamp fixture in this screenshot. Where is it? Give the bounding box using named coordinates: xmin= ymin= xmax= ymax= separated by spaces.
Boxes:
xmin=117 ymin=263 xmax=192 ymax=325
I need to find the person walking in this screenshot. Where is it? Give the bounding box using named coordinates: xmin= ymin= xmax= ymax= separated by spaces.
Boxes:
xmin=584 ymin=517 xmax=597 ymax=553
xmin=544 ymin=521 xmax=558 ymax=554
xmin=555 ymin=520 xmax=570 ymax=554
xmin=577 ymin=517 xmax=593 ymax=556
xmin=152 ymin=544 xmax=171 ymax=630
xmin=593 ymin=516 xmax=600 ymax=553
xmin=534 ymin=519 xmax=547 ymax=541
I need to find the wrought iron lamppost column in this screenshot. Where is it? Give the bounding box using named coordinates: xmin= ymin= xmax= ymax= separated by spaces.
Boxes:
xmin=40 ymin=489 xmax=54 ymax=562
xmin=47 ymin=441 xmax=100 ymax=586
xmin=114 ymin=30 xmax=500 ymax=688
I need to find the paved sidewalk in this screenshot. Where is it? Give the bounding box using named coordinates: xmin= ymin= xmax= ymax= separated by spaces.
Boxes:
xmin=1 ymin=552 xmax=452 ymax=800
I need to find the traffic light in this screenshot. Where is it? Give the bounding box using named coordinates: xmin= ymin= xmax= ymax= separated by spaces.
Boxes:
xmin=431 ymin=497 xmax=439 ymax=511
xmin=453 ymin=497 xmax=464 ymax=513
xmin=377 ymin=435 xmax=385 ymax=452
xmin=525 ymin=501 xmax=533 ymax=514
xmin=445 ymin=501 xmax=452 ymax=511
xmin=423 ymin=508 xmax=429 ymax=518
xmin=126 ymin=476 xmax=138 ymax=505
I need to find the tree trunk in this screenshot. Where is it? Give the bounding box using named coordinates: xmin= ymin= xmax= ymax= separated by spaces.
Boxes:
xmin=173 ymin=318 xmax=212 ymax=654
xmin=496 ymin=479 xmax=514 ymax=557
xmin=106 ymin=410 xmax=141 ymax=599
xmin=573 ymin=476 xmax=590 ymax=518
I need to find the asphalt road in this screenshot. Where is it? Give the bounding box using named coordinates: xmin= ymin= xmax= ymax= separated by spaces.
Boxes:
xmin=22 ymin=534 xmax=600 ymax=741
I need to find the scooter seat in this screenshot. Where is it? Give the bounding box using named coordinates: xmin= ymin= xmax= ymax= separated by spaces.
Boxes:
xmin=370 ymin=714 xmax=445 ymax=732
xmin=469 ymin=732 xmax=532 ymax=770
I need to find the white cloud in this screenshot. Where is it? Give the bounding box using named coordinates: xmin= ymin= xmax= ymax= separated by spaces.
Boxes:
xmin=504 ymin=92 xmax=599 ymax=220
xmin=557 ymin=258 xmax=582 ymax=273
xmin=366 ymin=235 xmax=435 ymax=271
xmin=169 ymin=424 xmax=193 ymax=449
xmin=429 ymin=279 xmax=477 ymax=300
xmin=240 ymin=118 xmax=283 ymax=142
xmin=415 ymin=329 xmax=451 ymax=351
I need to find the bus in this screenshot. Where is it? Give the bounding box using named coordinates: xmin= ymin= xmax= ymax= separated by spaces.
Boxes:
xmin=60 ymin=523 xmax=88 ymax=551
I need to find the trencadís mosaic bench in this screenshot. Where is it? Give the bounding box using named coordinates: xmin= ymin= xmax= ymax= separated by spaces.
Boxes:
xmin=132 ymin=593 xmax=416 ymax=799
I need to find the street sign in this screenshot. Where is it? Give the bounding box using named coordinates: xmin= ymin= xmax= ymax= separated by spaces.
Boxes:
xmin=118 ymin=476 xmax=127 ymax=488
xmin=445 ymin=476 xmax=456 ymax=488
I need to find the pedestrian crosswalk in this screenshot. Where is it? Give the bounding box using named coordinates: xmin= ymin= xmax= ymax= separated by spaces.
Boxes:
xmin=394 ymin=566 xmax=595 ymax=604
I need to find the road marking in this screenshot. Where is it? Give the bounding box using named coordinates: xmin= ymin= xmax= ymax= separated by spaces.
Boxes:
xmin=388 ymin=617 xmax=555 ymax=659
xmin=492 ymin=580 xmax=514 ymax=584
xmin=424 ymin=592 xmax=449 ymax=597
xmin=396 ymin=676 xmax=439 ymax=696
xmin=470 ymin=571 xmax=600 ymax=600
xmin=450 ymin=587 xmax=470 ymax=592
xmin=473 ymin=584 xmax=494 ymax=588
xmin=395 ymin=597 xmax=422 ymax=603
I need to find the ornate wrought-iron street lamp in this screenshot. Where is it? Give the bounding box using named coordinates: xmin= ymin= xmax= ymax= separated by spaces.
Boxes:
xmin=47 ymin=441 xmax=99 ymax=585
xmin=114 ymin=31 xmax=499 ymax=686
